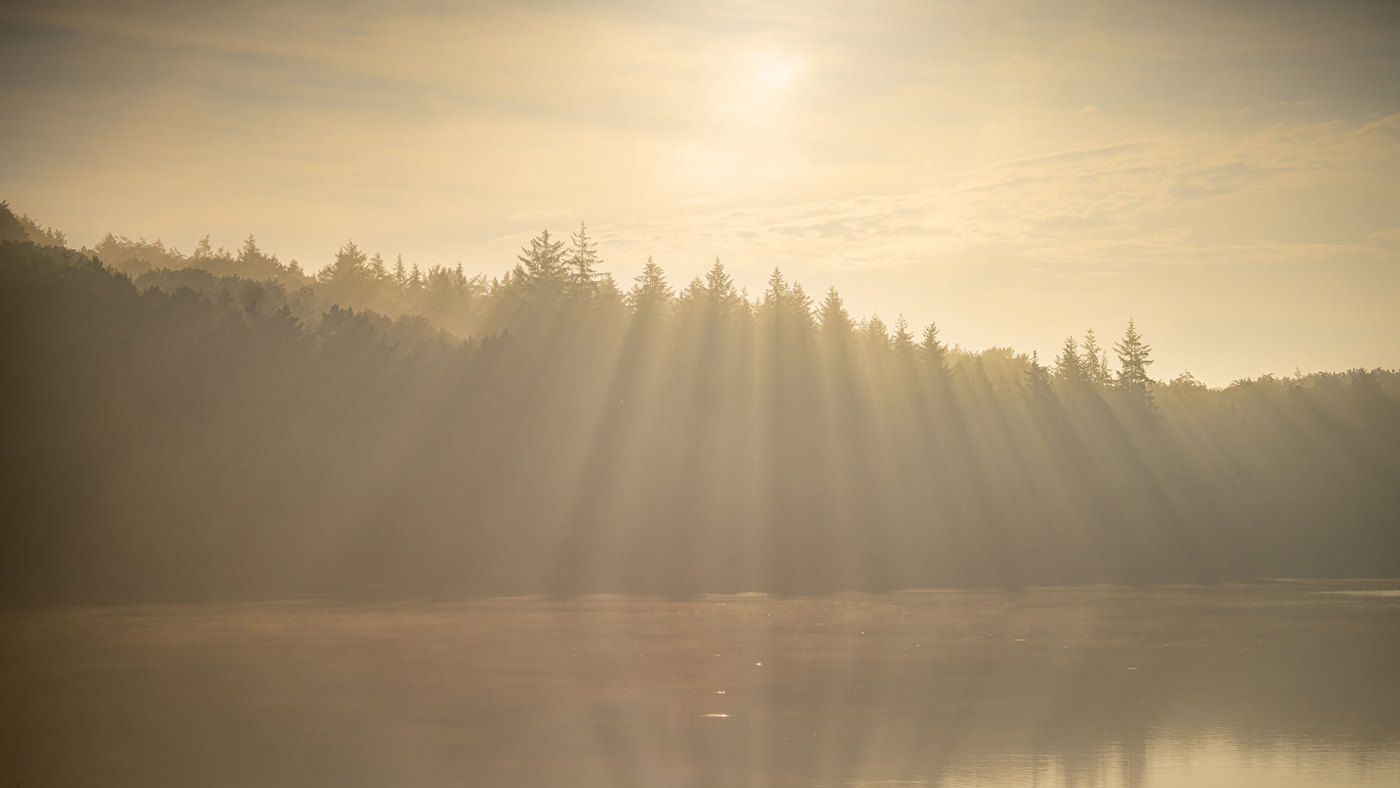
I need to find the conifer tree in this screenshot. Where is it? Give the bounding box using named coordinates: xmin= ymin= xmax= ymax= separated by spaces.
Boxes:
xmin=1024 ymin=351 xmax=1053 ymax=399
xmin=0 ymin=201 xmax=28 ymax=243
xmin=862 ymin=314 xmax=889 ymax=348
xmin=235 ymin=234 xmax=278 ymax=278
xmin=514 ymin=229 xmax=568 ymax=302
xmin=319 ymin=240 xmax=368 ymax=285
xmin=1081 ymin=328 xmax=1110 ymax=386
xmin=818 ymin=287 xmax=853 ymax=338
xmin=789 ymin=282 xmax=814 ymax=327
xmin=393 ymin=255 xmax=408 ymax=288
xmin=1114 ymin=319 xmax=1157 ymax=413
xmin=594 ymin=272 xmax=624 ymax=307
xmin=628 ymin=256 xmax=673 ymax=314
xmin=702 ymin=258 xmax=741 ymax=311
xmin=567 ymin=221 xmax=601 ymax=296
xmin=892 ymin=314 xmax=915 ymax=354
xmin=239 ymin=234 xmax=260 ymax=263
xmin=1055 ymin=335 xmax=1083 ymax=382
xmin=369 ymin=252 xmax=389 ymax=281
xmin=677 ymin=275 xmax=706 ymax=307
xmin=762 ymin=267 xmax=790 ymax=310
xmin=921 ymin=322 xmax=948 ymax=375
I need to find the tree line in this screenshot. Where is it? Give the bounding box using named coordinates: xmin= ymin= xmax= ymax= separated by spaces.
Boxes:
xmin=2 ymin=203 xmax=1398 ymax=603
xmin=85 ymin=219 xmax=1166 ymax=405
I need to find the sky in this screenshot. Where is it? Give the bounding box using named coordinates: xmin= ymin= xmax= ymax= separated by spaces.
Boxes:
xmin=2 ymin=0 xmax=1398 ymax=385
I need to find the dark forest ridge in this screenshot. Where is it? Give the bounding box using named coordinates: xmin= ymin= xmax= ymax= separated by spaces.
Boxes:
xmin=10 ymin=203 xmax=1384 ymax=391
xmin=2 ymin=202 xmax=1398 ymax=603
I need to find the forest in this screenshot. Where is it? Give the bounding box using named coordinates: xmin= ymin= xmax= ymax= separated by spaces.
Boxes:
xmin=2 ymin=202 xmax=1398 ymax=604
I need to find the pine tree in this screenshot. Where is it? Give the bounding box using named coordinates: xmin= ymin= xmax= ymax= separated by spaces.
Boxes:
xmin=761 ymin=268 xmax=814 ymax=332
xmin=921 ymin=322 xmax=948 ymax=376
xmin=1055 ymin=335 xmax=1082 ymax=383
xmin=393 ymin=255 xmax=408 ymax=288
xmin=319 ymin=240 xmax=368 ymax=284
xmin=702 ymin=257 xmax=741 ymax=311
xmin=567 ymin=221 xmax=601 ymax=296
xmin=892 ymin=314 xmax=915 ymax=354
xmin=594 ymin=272 xmax=624 ymax=307
xmin=368 ymin=252 xmax=389 ymax=281
xmin=514 ymin=229 xmax=568 ymax=301
xmin=818 ymin=287 xmax=853 ymax=338
xmin=788 ymin=282 xmax=814 ymax=327
xmin=677 ymin=275 xmax=706 ymax=308
xmin=1081 ymin=328 xmax=1110 ymax=386
xmin=761 ymin=267 xmax=790 ymax=312
xmin=1114 ymin=319 xmax=1157 ymax=413
xmin=862 ymin=314 xmax=889 ymax=348
xmin=239 ymin=234 xmax=260 ymax=262
xmin=628 ymin=256 xmax=673 ymax=314
xmin=1024 ymin=351 xmax=1053 ymax=400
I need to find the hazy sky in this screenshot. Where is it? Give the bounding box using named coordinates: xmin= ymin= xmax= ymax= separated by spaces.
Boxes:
xmin=2 ymin=0 xmax=1398 ymax=384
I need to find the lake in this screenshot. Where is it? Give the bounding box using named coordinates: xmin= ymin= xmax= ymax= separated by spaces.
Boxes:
xmin=2 ymin=583 xmax=1398 ymax=787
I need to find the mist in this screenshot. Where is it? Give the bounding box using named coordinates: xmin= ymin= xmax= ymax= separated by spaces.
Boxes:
xmin=3 ymin=1 xmax=1399 ymax=785
xmin=2 ymin=208 xmax=1396 ymax=602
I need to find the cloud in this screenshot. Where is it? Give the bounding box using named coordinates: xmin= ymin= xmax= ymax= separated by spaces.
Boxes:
xmin=587 ymin=112 xmax=1400 ymax=288
xmin=503 ymin=209 xmax=572 ymax=223
xmin=1233 ymin=98 xmax=1319 ymax=115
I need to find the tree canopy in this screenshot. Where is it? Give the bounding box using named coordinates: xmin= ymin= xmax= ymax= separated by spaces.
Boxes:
xmin=2 ymin=202 xmax=1398 ymax=603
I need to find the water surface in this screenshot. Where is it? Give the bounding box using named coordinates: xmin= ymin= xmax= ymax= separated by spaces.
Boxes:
xmin=2 ymin=583 xmax=1398 ymax=787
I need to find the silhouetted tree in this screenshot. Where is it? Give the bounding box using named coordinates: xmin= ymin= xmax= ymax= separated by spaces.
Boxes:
xmin=1081 ymin=328 xmax=1110 ymax=386
xmin=1055 ymin=335 xmax=1083 ymax=383
xmin=1115 ymin=319 xmax=1156 ymax=414
xmin=788 ymin=282 xmax=814 ymax=328
xmin=862 ymin=314 xmax=889 ymax=348
xmin=761 ymin=267 xmax=790 ymax=312
xmin=760 ymin=267 xmax=813 ymax=329
xmin=567 ymin=221 xmax=601 ymax=296
xmin=0 ymin=202 xmax=65 ymax=246
xmin=0 ymin=202 xmax=28 ymax=243
xmin=594 ymin=272 xmax=624 ymax=308
xmin=1024 ymin=350 xmax=1054 ymax=400
xmin=818 ymin=287 xmax=854 ymax=339
xmin=368 ymin=252 xmax=389 ymax=282
xmin=513 ymin=229 xmax=568 ymax=304
xmin=703 ymin=257 xmax=741 ymax=310
xmin=320 ymin=241 xmax=368 ymax=285
xmin=628 ymin=257 xmax=672 ymax=315
xmin=921 ymin=322 xmax=948 ymax=376
xmin=892 ymin=315 xmax=915 ymax=355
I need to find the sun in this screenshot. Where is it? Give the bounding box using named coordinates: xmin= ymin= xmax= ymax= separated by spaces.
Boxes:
xmin=744 ymin=50 xmax=805 ymax=100
xmin=676 ymin=47 xmax=808 ymax=189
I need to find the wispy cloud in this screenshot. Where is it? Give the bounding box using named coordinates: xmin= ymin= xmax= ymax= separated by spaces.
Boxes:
xmin=594 ymin=113 xmax=1400 ymax=286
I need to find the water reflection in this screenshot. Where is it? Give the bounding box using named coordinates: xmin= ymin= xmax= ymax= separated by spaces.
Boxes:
xmin=2 ymin=584 xmax=1397 ymax=787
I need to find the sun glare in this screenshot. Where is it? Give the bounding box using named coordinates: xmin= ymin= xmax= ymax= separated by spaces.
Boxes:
xmin=746 ymin=50 xmax=805 ymax=98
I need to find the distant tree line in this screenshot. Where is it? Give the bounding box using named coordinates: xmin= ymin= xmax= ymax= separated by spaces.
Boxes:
xmin=2 ymin=203 xmax=1398 ymax=603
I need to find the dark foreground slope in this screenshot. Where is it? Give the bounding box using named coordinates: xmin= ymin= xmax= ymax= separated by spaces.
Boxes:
xmin=2 ymin=241 xmax=1398 ymax=603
